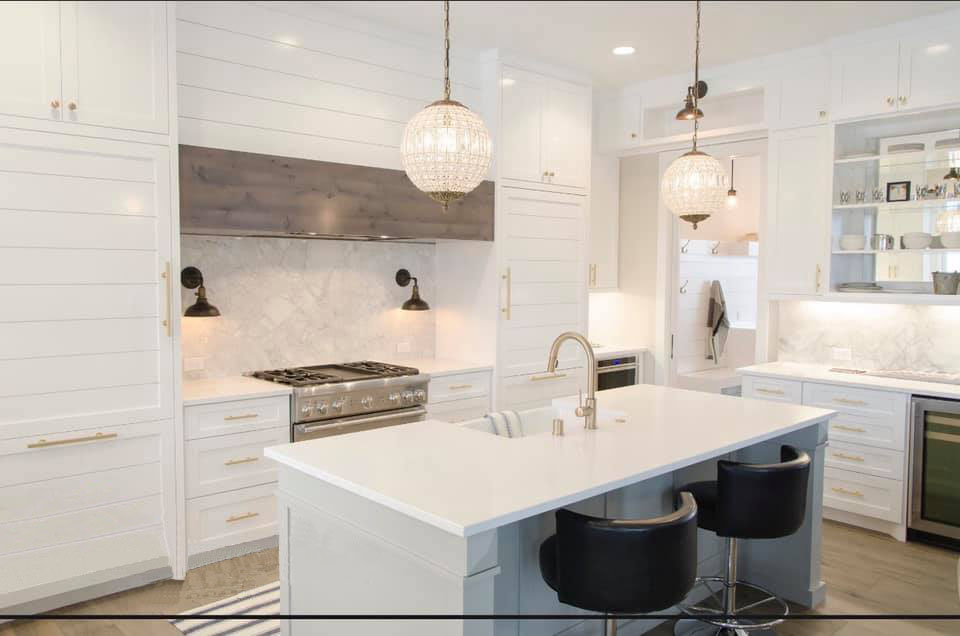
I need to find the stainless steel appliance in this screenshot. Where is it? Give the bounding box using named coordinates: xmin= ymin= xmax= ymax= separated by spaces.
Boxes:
xmin=251 ymin=361 xmax=429 ymax=441
xmin=596 ymin=353 xmax=640 ymax=391
xmin=909 ymin=396 xmax=960 ymax=546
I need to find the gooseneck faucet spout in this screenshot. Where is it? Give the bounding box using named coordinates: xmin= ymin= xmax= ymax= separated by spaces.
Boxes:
xmin=547 ymin=331 xmax=597 ymax=430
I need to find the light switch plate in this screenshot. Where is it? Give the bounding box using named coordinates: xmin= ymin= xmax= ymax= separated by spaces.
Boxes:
xmin=396 ymin=342 xmax=412 ymax=353
xmin=184 ymin=356 xmax=206 ymax=371
xmin=831 ymin=347 xmax=852 ymax=361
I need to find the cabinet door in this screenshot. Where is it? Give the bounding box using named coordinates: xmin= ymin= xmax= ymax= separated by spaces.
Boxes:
xmin=0 ymin=129 xmax=175 ymax=433
xmin=0 ymin=2 xmax=62 ymax=121
xmin=542 ymin=83 xmax=590 ymax=189
xmin=898 ymin=33 xmax=960 ymax=111
xmin=772 ymin=54 xmax=830 ymax=129
xmin=767 ymin=126 xmax=829 ymax=295
xmin=61 ymin=1 xmax=168 ymax=133
xmin=500 ymin=67 xmax=544 ymax=184
xmin=588 ymin=153 xmax=619 ymax=289
xmin=830 ymin=40 xmax=900 ymax=120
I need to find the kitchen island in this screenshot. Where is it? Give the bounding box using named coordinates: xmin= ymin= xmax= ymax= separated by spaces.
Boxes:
xmin=265 ymin=383 xmax=835 ymax=636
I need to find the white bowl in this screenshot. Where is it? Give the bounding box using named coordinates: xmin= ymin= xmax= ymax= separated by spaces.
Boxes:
xmin=903 ymin=232 xmax=933 ymax=249
xmin=941 ymin=232 xmax=960 ymax=249
xmin=839 ymin=234 xmax=866 ymax=251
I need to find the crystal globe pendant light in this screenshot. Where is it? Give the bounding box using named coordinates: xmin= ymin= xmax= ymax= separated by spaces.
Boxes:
xmin=400 ymin=0 xmax=492 ymax=210
xmin=660 ymin=0 xmax=727 ymax=230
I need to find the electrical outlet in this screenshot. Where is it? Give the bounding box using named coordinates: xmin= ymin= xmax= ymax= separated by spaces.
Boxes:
xmin=184 ymin=356 xmax=206 ymax=372
xmin=396 ymin=342 xmax=412 ymax=354
xmin=831 ymin=347 xmax=852 ymax=361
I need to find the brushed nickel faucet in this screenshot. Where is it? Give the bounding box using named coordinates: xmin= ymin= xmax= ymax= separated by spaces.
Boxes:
xmin=546 ymin=331 xmax=597 ymax=430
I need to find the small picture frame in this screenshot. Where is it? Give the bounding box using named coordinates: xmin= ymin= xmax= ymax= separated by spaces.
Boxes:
xmin=886 ymin=180 xmax=911 ymax=203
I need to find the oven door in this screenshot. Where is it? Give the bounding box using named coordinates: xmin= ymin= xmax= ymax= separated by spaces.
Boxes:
xmin=597 ymin=356 xmax=638 ymax=391
xmin=910 ymin=397 xmax=960 ymax=541
xmin=293 ymin=406 xmax=427 ymax=442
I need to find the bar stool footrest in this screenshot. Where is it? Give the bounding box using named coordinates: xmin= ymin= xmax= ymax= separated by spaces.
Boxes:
xmin=678 ymin=576 xmax=789 ymax=632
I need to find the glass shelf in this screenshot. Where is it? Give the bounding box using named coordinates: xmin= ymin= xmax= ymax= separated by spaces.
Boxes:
xmin=832 ymin=248 xmax=960 ymax=255
xmin=833 ymin=200 xmax=960 ymax=213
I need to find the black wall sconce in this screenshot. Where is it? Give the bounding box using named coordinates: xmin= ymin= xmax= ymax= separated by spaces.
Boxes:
xmin=395 ymin=268 xmax=429 ymax=311
xmin=181 ymin=266 xmax=221 ymax=317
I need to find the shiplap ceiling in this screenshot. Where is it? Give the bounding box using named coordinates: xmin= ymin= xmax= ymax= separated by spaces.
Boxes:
xmin=311 ymin=1 xmax=960 ymax=87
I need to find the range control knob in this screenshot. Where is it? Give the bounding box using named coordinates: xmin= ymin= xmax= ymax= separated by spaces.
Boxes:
xmin=300 ymin=403 xmax=314 ymax=417
xmin=331 ymin=399 xmax=345 ymax=412
xmin=414 ymin=389 xmax=426 ymax=402
xmin=360 ymin=396 xmax=374 ymax=409
xmin=401 ymin=390 xmax=415 ymax=404
xmin=316 ymin=401 xmax=328 ymax=416
xmin=388 ymin=392 xmax=401 ymax=404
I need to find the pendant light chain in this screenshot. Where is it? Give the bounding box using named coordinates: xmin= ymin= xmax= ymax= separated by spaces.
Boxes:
xmin=692 ymin=0 xmax=701 ymax=150
xmin=443 ymin=0 xmax=451 ymax=101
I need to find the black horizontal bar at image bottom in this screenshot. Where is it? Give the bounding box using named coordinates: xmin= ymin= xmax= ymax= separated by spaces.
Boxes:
xmin=2 ymin=613 xmax=959 ymax=621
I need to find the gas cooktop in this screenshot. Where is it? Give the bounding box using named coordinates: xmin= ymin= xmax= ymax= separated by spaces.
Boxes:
xmin=251 ymin=361 xmax=420 ymax=387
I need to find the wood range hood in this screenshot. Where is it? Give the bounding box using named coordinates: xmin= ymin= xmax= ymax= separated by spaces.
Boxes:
xmin=178 ymin=145 xmax=494 ymax=242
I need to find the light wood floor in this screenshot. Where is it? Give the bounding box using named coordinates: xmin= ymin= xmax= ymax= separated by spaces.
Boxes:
xmin=2 ymin=521 xmax=957 ymax=636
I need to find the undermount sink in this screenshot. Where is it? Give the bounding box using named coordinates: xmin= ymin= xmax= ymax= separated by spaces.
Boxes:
xmin=459 ymin=400 xmax=629 ymax=438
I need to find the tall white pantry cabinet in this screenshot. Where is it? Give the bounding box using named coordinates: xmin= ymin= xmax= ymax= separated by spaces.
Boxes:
xmin=0 ymin=1 xmax=181 ymax=614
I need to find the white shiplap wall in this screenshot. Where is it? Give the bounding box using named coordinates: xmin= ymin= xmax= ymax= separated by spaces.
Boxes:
xmin=176 ymin=0 xmax=485 ymax=169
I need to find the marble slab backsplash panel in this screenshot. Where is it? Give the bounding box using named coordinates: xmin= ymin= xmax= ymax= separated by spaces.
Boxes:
xmin=777 ymin=301 xmax=960 ymax=373
xmin=180 ymin=237 xmax=435 ymax=378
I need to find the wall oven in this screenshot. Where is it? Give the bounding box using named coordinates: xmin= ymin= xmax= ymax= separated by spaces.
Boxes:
xmin=597 ymin=354 xmax=640 ymax=391
xmin=909 ymin=396 xmax=960 ymax=546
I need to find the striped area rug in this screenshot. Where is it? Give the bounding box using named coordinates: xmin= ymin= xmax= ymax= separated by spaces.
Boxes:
xmin=170 ymin=581 xmax=280 ymax=636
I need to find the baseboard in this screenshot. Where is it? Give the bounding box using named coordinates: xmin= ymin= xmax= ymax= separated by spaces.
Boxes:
xmin=824 ymin=507 xmax=906 ymax=541
xmin=187 ymin=535 xmax=278 ymax=570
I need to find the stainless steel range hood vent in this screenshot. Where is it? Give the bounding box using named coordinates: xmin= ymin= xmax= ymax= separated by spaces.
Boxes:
xmin=178 ymin=145 xmax=494 ymax=242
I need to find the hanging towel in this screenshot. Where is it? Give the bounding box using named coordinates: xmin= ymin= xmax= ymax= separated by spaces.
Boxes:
xmin=483 ymin=410 xmax=524 ymax=438
xmin=707 ymin=279 xmax=730 ymax=363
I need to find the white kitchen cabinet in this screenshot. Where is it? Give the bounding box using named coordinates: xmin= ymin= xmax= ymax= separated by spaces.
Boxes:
xmin=898 ymin=32 xmax=960 ymax=112
xmin=830 ymin=40 xmax=901 ymax=120
xmin=500 ymin=66 xmax=590 ymax=189
xmin=766 ymin=125 xmax=830 ymax=295
xmin=0 ymin=1 xmax=168 ymax=135
xmin=426 ymin=369 xmax=492 ymax=423
xmin=588 ymin=153 xmax=619 ymax=290
xmin=0 ymin=2 xmax=62 ymax=122
xmin=770 ymin=54 xmax=830 ymax=129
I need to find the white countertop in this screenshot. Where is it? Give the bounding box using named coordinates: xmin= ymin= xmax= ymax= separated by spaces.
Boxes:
xmin=386 ymin=357 xmax=493 ymax=377
xmin=739 ymin=361 xmax=960 ymax=400
xmin=591 ymin=344 xmax=648 ymax=359
xmin=265 ymin=383 xmax=833 ymax=537
xmin=182 ymin=376 xmax=292 ymax=406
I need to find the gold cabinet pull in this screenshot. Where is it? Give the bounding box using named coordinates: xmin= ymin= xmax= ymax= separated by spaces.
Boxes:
xmin=755 ymin=387 xmax=785 ymax=396
xmin=28 ymin=431 xmax=117 ymax=449
xmin=833 ymin=452 xmax=865 ymax=462
xmin=834 ymin=424 xmax=867 ymax=433
xmin=501 ymin=268 xmax=512 ymax=320
xmin=448 ymin=384 xmax=473 ymax=390
xmin=815 ymin=264 xmax=822 ymax=292
xmin=224 ymin=456 xmax=259 ymax=466
xmin=50 ymin=99 xmax=61 ymax=109
xmin=589 ymin=264 xmax=597 ymax=287
xmin=226 ymin=512 xmax=260 ymax=523
xmin=68 ymin=101 xmax=77 ymax=111
xmin=531 ymin=372 xmax=567 ymax=382
xmin=161 ymin=261 xmax=172 ymax=337
xmin=832 ymin=486 xmax=864 ymax=498
xmin=224 ymin=413 xmax=258 ymax=421
xmin=833 ymin=397 xmax=868 ymax=406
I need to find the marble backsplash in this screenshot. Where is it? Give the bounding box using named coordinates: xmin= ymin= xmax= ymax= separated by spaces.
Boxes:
xmin=777 ymin=301 xmax=960 ymax=373
xmin=180 ymin=237 xmax=436 ymax=378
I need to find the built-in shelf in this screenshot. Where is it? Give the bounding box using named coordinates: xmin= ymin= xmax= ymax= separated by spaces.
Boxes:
xmin=834 ymin=149 xmax=960 ymax=166
xmin=833 ymin=200 xmax=960 ymax=213
xmin=833 ymin=247 xmax=960 ymax=255
xmin=769 ymin=292 xmax=960 ymax=305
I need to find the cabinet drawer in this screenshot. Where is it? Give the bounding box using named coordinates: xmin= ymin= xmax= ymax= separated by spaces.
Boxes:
xmin=0 ymin=419 xmax=164 ymax=488
xmin=742 ymin=376 xmax=802 ymax=404
xmin=825 ymin=441 xmax=905 ymax=481
xmin=187 ymin=484 xmax=278 ymax=556
xmin=185 ymin=427 xmax=288 ymax=499
xmin=500 ymin=369 xmax=587 ymax=409
xmin=427 ymin=397 xmax=491 ymax=423
xmin=803 ymin=383 xmax=907 ymax=421
xmin=429 ymin=371 xmax=491 ymax=404
xmin=828 ymin=411 xmax=906 ymax=451
xmin=185 ymin=396 xmax=290 ymax=440
xmin=823 ymin=467 xmax=903 ymax=523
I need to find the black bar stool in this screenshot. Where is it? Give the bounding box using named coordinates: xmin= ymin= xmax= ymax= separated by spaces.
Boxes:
xmin=676 ymin=445 xmax=811 ymax=635
xmin=539 ymin=492 xmax=698 ymax=636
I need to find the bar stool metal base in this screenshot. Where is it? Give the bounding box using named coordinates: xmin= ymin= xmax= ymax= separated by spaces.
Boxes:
xmin=675 ymin=576 xmax=788 ymax=635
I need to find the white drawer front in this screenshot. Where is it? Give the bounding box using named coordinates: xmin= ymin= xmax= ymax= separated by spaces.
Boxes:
xmin=187 ymin=484 xmax=278 ymax=556
xmin=185 ymin=427 xmax=288 ymax=499
xmin=823 ymin=467 xmax=903 ymax=523
xmin=803 ymin=382 xmax=907 ymax=421
xmin=0 ymin=495 xmax=161 ymax=557
xmin=825 ymin=441 xmax=905 ymax=481
xmin=429 ymin=371 xmax=491 ymax=404
xmin=828 ymin=411 xmax=905 ymax=451
xmin=427 ymin=397 xmax=491 ymax=423
xmin=500 ymin=369 xmax=587 ymax=410
xmin=742 ymin=376 xmax=802 ymax=404
xmin=185 ymin=396 xmax=290 ymax=440
xmin=0 ymin=419 xmax=164 ymax=488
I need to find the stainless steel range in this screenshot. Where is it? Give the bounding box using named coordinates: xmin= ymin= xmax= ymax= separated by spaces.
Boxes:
xmin=251 ymin=361 xmax=429 ymax=441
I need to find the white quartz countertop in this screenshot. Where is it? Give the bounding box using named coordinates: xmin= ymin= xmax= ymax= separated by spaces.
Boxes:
xmin=386 ymin=357 xmax=493 ymax=377
xmin=591 ymin=344 xmax=648 ymax=359
xmin=265 ymin=383 xmax=834 ymax=537
xmin=183 ymin=376 xmax=292 ymax=406
xmin=739 ymin=361 xmax=960 ymax=400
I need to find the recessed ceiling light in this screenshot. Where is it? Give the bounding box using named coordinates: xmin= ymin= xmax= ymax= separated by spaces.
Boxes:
xmin=612 ymin=46 xmax=635 ymax=56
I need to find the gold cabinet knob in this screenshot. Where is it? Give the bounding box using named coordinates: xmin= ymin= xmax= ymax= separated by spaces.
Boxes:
xmin=819 ymin=110 xmax=827 ymax=118
xmin=886 ymin=97 xmax=895 ymax=106
xmin=899 ymin=95 xmax=907 ymax=105
xmin=68 ymin=101 xmax=77 ymax=111
xmin=50 ymin=99 xmax=60 ymax=109
xmin=630 ymin=132 xmax=637 ymax=138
